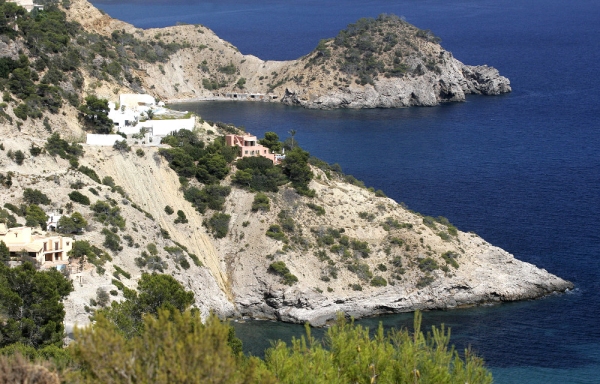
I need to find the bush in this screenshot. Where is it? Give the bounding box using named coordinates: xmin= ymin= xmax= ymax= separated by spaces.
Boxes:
xmin=136 ymin=148 xmax=145 ymax=157
xmin=184 ymin=185 xmax=231 ymax=213
xmin=370 ymin=276 xmax=388 ymax=287
xmin=68 ymin=190 xmax=90 ymax=205
xmin=418 ymin=257 xmax=439 ymax=272
xmin=57 ymin=212 xmax=87 ymax=234
xmin=268 ymin=261 xmax=298 ymax=285
xmin=347 ymin=262 xmax=373 ymax=281
xmin=45 ymin=133 xmax=83 ymax=159
xmin=91 ymin=200 xmax=126 ymax=229
xmin=29 ymin=144 xmax=42 ymax=157
xmin=306 ymin=202 xmax=325 ymax=215
xmin=266 ymin=224 xmax=287 ymax=242
xmin=174 ymin=210 xmax=188 ymax=224
xmin=113 ymin=140 xmax=130 ymax=152
xmin=23 ymin=188 xmax=51 ymax=205
xmin=101 ymin=228 xmax=122 ymax=253
xmin=78 ymin=166 xmax=101 ymax=183
xmin=25 ymin=204 xmax=48 ymax=229
xmin=164 ymin=205 xmax=174 ymax=215
xmin=417 ymin=275 xmax=435 ymax=288
xmin=206 ymin=212 xmax=230 ymax=238
xmin=422 ymin=216 xmax=437 ymax=228
xmin=442 ymin=251 xmax=459 ymax=269
xmin=251 ymin=193 xmax=270 ymax=212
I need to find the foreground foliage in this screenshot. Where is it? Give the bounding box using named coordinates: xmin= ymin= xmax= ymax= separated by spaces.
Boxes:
xmin=0 ymin=268 xmax=492 ymax=383
xmin=0 ymin=262 xmax=73 ymax=349
xmin=67 ymin=310 xmax=491 ymax=383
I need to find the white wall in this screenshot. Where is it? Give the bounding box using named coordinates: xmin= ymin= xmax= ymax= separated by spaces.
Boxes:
xmin=86 ymin=134 xmax=124 ymax=146
xmin=150 ymin=117 xmax=195 ymax=136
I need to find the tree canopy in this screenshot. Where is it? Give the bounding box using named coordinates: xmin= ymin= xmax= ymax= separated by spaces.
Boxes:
xmin=94 ymin=273 xmax=194 ymax=338
xmin=78 ymin=95 xmax=113 ymax=134
xmin=0 ymin=262 xmax=73 ymax=349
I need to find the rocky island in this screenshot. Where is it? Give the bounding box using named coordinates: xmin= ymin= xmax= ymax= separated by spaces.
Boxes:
xmin=0 ymin=0 xmax=567 ymax=331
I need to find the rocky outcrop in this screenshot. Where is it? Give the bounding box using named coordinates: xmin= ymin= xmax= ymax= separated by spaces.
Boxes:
xmin=281 ymin=60 xmax=511 ymax=110
xmin=235 ymin=245 xmax=571 ymax=326
xmin=213 ymin=172 xmax=570 ymax=326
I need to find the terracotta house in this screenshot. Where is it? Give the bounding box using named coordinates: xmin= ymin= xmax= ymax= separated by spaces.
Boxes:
xmin=225 ymin=134 xmax=284 ymax=164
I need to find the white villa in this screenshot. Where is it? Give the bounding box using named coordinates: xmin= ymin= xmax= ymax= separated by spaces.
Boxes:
xmin=7 ymin=0 xmax=43 ymax=12
xmin=0 ymin=224 xmax=72 ymax=268
xmin=87 ymin=94 xmax=194 ymax=146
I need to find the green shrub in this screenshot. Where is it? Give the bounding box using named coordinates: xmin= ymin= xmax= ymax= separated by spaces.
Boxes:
xmin=57 ymin=212 xmax=87 ymax=234
xmin=233 ymin=156 xmax=287 ymax=192
xmin=350 ymin=283 xmax=363 ymax=291
xmin=251 ymin=193 xmax=270 ymax=212
xmin=136 ymin=148 xmax=145 ymax=157
xmin=350 ymin=239 xmax=370 ymax=258
xmin=266 ymin=224 xmax=287 ymax=242
xmin=101 ymin=228 xmax=122 ymax=253
xmin=114 ymin=265 xmax=131 ymax=279
xmin=23 ymin=188 xmax=50 ymax=205
xmin=68 ymin=190 xmax=90 ymax=205
xmin=417 ymin=275 xmax=435 ymax=288
xmin=278 ymin=210 xmax=295 ymax=233
xmin=184 ymin=185 xmax=231 ymax=213
xmin=306 ymin=202 xmax=325 ymax=215
xmin=370 ymin=276 xmax=387 ymax=287
xmin=91 ymin=200 xmax=126 ymax=229
xmin=102 ymin=176 xmax=115 ymax=187
xmin=437 ymin=231 xmax=451 ymax=241
xmin=188 ymin=253 xmax=203 ymax=267
xmin=422 ymin=216 xmax=437 ymax=228
xmin=174 ymin=210 xmax=188 ymax=224
xmin=29 ymin=144 xmax=42 ymax=157
xmin=78 ymin=166 xmax=101 ymax=183
xmin=45 ymin=133 xmax=83 ymax=160
xmin=442 ymin=251 xmax=459 ymax=269
xmin=418 ymin=257 xmax=439 ymax=272
xmin=206 ymin=212 xmax=230 ymax=238
xmin=268 ymin=261 xmax=298 ymax=285
xmin=347 ymin=262 xmax=373 ymax=281
xmin=164 ymin=205 xmax=174 ymax=215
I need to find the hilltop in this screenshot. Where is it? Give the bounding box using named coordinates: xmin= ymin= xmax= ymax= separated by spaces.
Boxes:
xmin=0 ymin=0 xmax=567 ymax=329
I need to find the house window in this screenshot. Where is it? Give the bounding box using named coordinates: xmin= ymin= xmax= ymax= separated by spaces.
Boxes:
xmin=44 ymin=243 xmax=47 ymax=251
xmin=245 ymin=150 xmax=248 ymax=154
xmin=55 ymin=242 xmax=59 ymax=250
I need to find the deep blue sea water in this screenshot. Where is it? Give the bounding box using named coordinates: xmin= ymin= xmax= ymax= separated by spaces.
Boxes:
xmin=93 ymin=1 xmax=600 ymax=382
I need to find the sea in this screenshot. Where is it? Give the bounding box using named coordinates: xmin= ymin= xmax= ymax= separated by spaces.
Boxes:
xmin=92 ymin=1 xmax=600 ymax=382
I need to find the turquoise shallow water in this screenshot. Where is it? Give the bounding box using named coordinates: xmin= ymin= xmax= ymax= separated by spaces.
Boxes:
xmin=95 ymin=1 xmax=600 ymax=382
